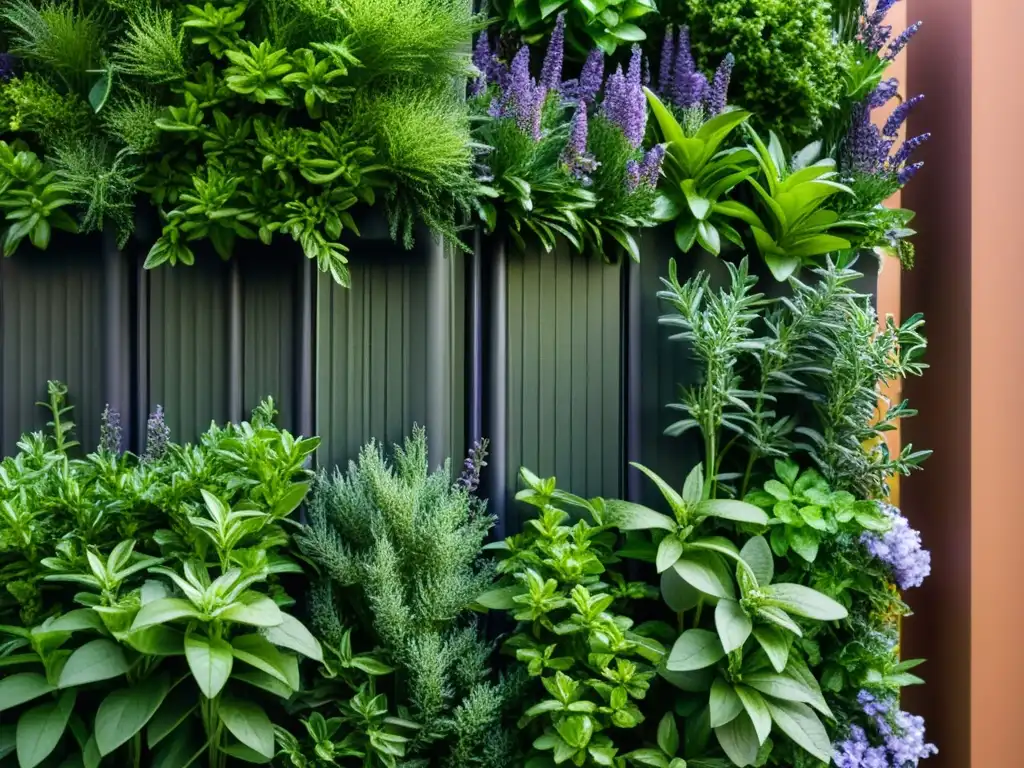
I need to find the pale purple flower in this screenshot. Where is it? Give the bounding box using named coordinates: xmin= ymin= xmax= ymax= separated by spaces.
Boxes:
xmin=845 ymin=103 xmax=893 ymax=174
xmin=540 ymin=11 xmax=566 ymax=91
xmin=861 ymin=502 xmax=931 ymax=590
xmin=833 ymin=693 xmax=937 ymax=768
xmin=561 ymin=102 xmax=598 ymax=184
xmin=562 ymin=48 xmax=605 ymax=105
xmin=457 ymin=438 xmax=490 ymax=493
xmin=144 ymin=405 xmax=170 ymax=462
xmin=625 ymin=160 xmax=641 ymax=193
xmin=883 ymin=94 xmax=924 ymax=138
xmin=860 ymin=0 xmax=898 ymax=53
xmin=491 ymin=47 xmax=544 ymax=140
xmin=890 ymin=132 xmax=930 ymax=168
xmin=99 ymin=405 xmax=122 ymax=455
xmin=657 ymin=27 xmax=675 ymax=97
xmin=689 ymin=72 xmax=709 ymax=108
xmin=705 ymin=53 xmax=734 ymax=116
xmin=897 ymin=161 xmax=923 ymax=185
xmin=601 ymin=48 xmax=647 ymax=148
xmin=869 ymin=78 xmax=899 ymax=108
xmin=886 ymin=21 xmax=922 ymax=60
xmin=639 ymin=144 xmax=665 ymax=188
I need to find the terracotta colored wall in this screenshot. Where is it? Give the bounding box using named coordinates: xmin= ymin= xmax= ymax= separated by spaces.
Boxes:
xmin=902 ymin=1 xmax=1024 ymax=765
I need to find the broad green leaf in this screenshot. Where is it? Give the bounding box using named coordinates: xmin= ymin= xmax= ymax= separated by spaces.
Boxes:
xmin=122 ymin=625 xmax=186 ymax=656
xmin=220 ymin=741 xmax=273 ymax=763
xmin=622 ymin=748 xmax=669 ymax=767
xmin=787 ymin=527 xmax=820 ymax=563
xmin=17 ymin=690 xmax=75 ymax=768
xmin=783 ymin=654 xmax=833 ymax=718
xmin=0 ymin=673 xmax=55 ymax=712
xmin=752 ymin=626 xmax=790 ymax=673
xmin=734 ymin=686 xmax=772 ymax=745
xmin=673 ymin=552 xmax=735 ymax=600
xmin=233 ymin=669 xmax=294 ymax=699
xmin=645 ymin=88 xmax=686 ymax=149
xmin=743 ymin=672 xmax=821 ymax=710
xmin=696 ymin=499 xmax=769 ymax=525
xmin=475 ymin=586 xmax=524 ymax=610
xmin=661 ymin=568 xmax=701 ymax=613
xmin=714 ymin=711 xmax=759 ymax=767
xmin=609 ymin=22 xmax=646 ymax=41
xmin=605 ymin=498 xmax=677 ymax=532
xmin=687 ymin=536 xmax=742 ymax=562
xmin=88 ymin=65 xmax=113 ymax=113
xmin=219 ymin=594 xmax=283 ymax=628
xmin=132 ymin=598 xmax=203 ymax=631
xmin=58 ymin=639 xmax=128 ymax=688
xmin=218 ymin=695 xmax=275 ymax=759
xmin=709 ymin=678 xmax=742 ymax=727
xmin=764 ymin=252 xmax=801 ymax=282
xmin=739 ymin=536 xmax=774 ymax=586
xmin=270 ymin=482 xmax=310 ymax=518
xmin=695 ymin=220 xmax=721 ymax=256
xmin=657 ymin=712 xmax=680 ymax=757
xmin=231 ymin=634 xmax=300 ymax=691
xmin=763 ymin=584 xmax=847 ymax=621
xmin=674 ymin=217 xmax=699 ymax=252
xmin=682 ymin=464 xmax=704 ymax=505
xmin=44 ymin=610 xmax=105 ymax=634
xmin=714 ymin=599 xmax=752 ymax=653
xmin=184 ymin=632 xmax=233 ymax=698
xmin=95 ymin=675 xmax=171 ymax=756
xmin=656 ymin=536 xmax=684 ymax=573
xmin=682 ymin=180 xmax=711 ymax=220
xmin=762 ymin=698 xmax=831 ymax=763
xmin=667 ymin=630 xmax=725 ymax=672
xmin=148 ymin=688 xmax=198 ymax=749
xmin=756 ymin=606 xmax=803 ymax=636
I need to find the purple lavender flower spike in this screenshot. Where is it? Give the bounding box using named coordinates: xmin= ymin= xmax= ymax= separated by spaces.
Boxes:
xmin=869 ymin=78 xmax=899 ymax=108
xmin=639 ymin=144 xmax=666 ymax=188
xmin=861 ymin=502 xmax=932 ymax=589
xmin=625 ymin=45 xmax=647 ymax=145
xmin=860 ymin=0 xmax=899 ymax=53
xmin=497 ymin=47 xmax=543 ymax=139
xmin=472 ymin=33 xmax=491 ymax=77
xmin=834 ymin=693 xmax=937 ymax=768
xmin=563 ymin=48 xmax=604 ymax=104
xmin=562 ymin=102 xmax=599 ymax=184
xmin=689 ymin=72 xmax=709 ymax=109
xmin=456 ymin=438 xmax=490 ymax=493
xmin=890 ymin=132 xmax=930 ymax=168
xmin=845 ymin=103 xmax=893 ymax=174
xmin=886 ymin=20 xmax=922 ymax=61
xmin=883 ymin=93 xmax=924 ymax=138
xmin=706 ymin=53 xmax=735 ymax=116
xmin=897 ymin=161 xmax=924 ymax=185
xmin=99 ymin=404 xmax=123 ymax=455
xmin=144 ymin=405 xmax=171 ymax=462
xmin=539 ymin=11 xmax=566 ymax=91
xmin=658 ymin=27 xmax=675 ymax=96
xmin=625 ymin=160 xmax=641 ymax=193
xmin=671 ymin=26 xmax=696 ymax=107
xmin=601 ymin=60 xmax=646 ymax=148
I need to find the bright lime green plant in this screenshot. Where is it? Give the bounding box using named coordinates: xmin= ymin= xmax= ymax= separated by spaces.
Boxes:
xmin=0 ymin=140 xmax=77 ymax=256
xmin=492 ymin=0 xmax=658 ymax=56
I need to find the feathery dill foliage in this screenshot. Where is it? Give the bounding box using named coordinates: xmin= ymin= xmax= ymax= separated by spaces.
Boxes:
xmin=112 ymin=7 xmax=186 ymax=83
xmin=102 ymin=91 xmax=162 ymax=154
xmin=340 ymin=0 xmax=478 ymax=84
xmin=298 ymin=428 xmax=516 ymax=767
xmin=2 ymin=0 xmax=105 ymax=92
xmin=659 ymin=257 xmax=929 ymax=499
xmin=51 ymin=139 xmax=139 ymax=246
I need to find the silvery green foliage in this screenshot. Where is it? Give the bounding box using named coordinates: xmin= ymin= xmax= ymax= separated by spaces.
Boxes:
xmin=298 ymin=427 xmax=516 ymax=767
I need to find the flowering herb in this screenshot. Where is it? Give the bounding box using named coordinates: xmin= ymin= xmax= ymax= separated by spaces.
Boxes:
xmin=861 ymin=503 xmax=932 ymax=590
xmin=98 ymin=404 xmax=123 ymax=455
xmin=457 ymin=437 xmax=491 ymax=494
xmin=142 ymin=404 xmax=170 ymax=462
xmin=471 ymin=34 xmax=659 ymax=261
xmin=833 ymin=691 xmax=937 ymax=768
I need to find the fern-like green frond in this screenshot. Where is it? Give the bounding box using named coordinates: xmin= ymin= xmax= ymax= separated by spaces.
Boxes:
xmin=112 ymin=7 xmax=186 ymax=83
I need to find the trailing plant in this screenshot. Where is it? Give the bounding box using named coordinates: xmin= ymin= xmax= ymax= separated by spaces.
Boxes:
xmin=295 ymin=428 xmax=517 ymax=767
xmin=490 ymin=0 xmax=658 ymax=58
xmin=662 ymin=1 xmax=852 ymax=144
xmin=0 ymin=0 xmax=479 ymax=284
xmin=477 ymin=468 xmax=670 ymax=767
xmin=0 ymin=385 xmax=323 ymax=768
xmin=470 ymin=19 xmax=662 ymax=260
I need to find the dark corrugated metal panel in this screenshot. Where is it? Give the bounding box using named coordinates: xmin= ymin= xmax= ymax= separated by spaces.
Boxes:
xmin=145 ymin=250 xmax=231 ymax=443
xmin=241 ymin=252 xmax=297 ymax=432
xmin=316 ymin=245 xmax=431 ymax=469
xmin=505 ymin=243 xmax=622 ymax=523
xmin=0 ymin=238 xmax=105 ymax=454
xmin=447 ymin=241 xmax=467 ymax=470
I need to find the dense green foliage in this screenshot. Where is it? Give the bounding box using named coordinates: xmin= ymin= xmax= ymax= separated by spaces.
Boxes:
xmin=0 ymin=385 xmax=323 ymax=767
xmin=666 ymin=0 xmax=851 ymax=144
xmin=296 ymin=429 xmax=518 ymax=767
xmin=0 ymin=0 xmax=479 ymax=285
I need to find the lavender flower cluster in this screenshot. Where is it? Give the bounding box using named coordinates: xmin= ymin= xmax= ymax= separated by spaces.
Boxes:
xmin=99 ymin=404 xmax=123 ymax=455
xmin=656 ymin=26 xmax=734 ymax=116
xmin=456 ymin=438 xmax=490 ymax=493
xmin=845 ymin=82 xmax=929 ymax=185
xmin=859 ymin=0 xmax=923 ymax=62
xmin=143 ymin=405 xmax=170 ymax=462
xmin=834 ymin=691 xmax=937 ymax=768
xmin=470 ymin=13 xmax=664 ymax=194
xmin=861 ymin=502 xmax=932 ymax=590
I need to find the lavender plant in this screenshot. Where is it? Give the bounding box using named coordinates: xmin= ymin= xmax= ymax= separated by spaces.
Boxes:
xmin=470 ymin=22 xmax=661 ymax=261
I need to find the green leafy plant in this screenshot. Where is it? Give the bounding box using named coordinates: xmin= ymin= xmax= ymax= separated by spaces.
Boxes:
xmin=644 ymin=89 xmax=754 ymax=256
xmin=492 ymin=0 xmax=658 ymax=57
xmin=0 ymin=140 xmax=77 ymax=256
xmin=295 ymin=428 xmax=517 ymax=767
xmin=666 ymin=0 xmax=852 ymax=143
xmin=0 ymin=386 xmax=324 ymax=768
xmin=478 ymin=468 xmax=669 ymax=767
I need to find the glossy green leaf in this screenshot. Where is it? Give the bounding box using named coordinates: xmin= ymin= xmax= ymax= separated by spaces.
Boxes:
xmin=739 ymin=536 xmax=773 ymax=587
xmin=17 ymin=690 xmax=76 ymax=768
xmin=762 ymin=698 xmax=831 ymax=763
xmin=696 ymin=499 xmax=769 ymax=525
xmin=672 ymin=552 xmax=735 ymax=600
xmin=132 ymin=598 xmax=203 ymax=631
xmin=95 ymin=676 xmax=171 ymax=755
xmin=714 ymin=599 xmax=752 ymax=653
xmin=752 ymin=626 xmax=790 ymax=673
xmin=0 ymin=673 xmax=56 ymax=713
xmin=667 ymin=629 xmax=725 ymax=672
xmin=709 ymin=678 xmax=742 ymax=728
xmin=58 ymin=639 xmax=129 ymax=688
xmin=763 ymin=584 xmax=848 ymax=621
xmin=734 ymin=686 xmax=772 ymax=745
xmin=219 ymin=594 xmax=283 ymax=628
xmin=714 ymin=711 xmax=759 ymax=767
xmin=218 ymin=695 xmax=275 ymax=759
xmin=231 ymin=634 xmax=300 ymax=690
xmin=184 ymin=632 xmax=233 ymax=698
xmin=656 ymin=536 xmax=684 ymax=573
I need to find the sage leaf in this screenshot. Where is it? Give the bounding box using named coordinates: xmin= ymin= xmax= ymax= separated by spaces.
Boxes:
xmin=667 ymin=629 xmax=725 ymax=672
xmin=714 ymin=711 xmax=759 ymax=767
xmin=709 ymin=678 xmax=742 ymax=728
xmin=715 ymin=599 xmax=752 ymax=653
xmin=763 ymin=584 xmax=848 ymax=621
xmin=762 ymin=698 xmax=831 ymax=763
